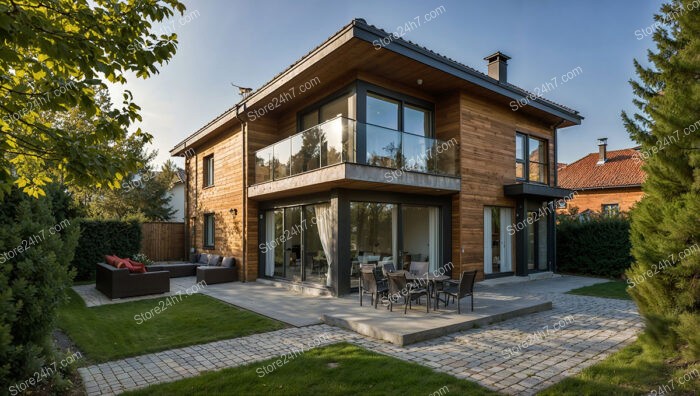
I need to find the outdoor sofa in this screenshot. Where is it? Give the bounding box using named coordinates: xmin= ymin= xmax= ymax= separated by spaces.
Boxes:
xmin=196 ymin=255 xmax=238 ymax=284
xmin=95 ymin=262 xmax=170 ymax=299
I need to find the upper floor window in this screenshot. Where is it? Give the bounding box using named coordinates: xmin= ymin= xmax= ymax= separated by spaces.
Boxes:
xmin=204 ymin=155 xmax=214 ymax=187
xmin=366 ymin=91 xmax=433 ymax=137
xmin=300 ymin=91 xmax=354 ymax=131
xmin=516 ymin=133 xmax=548 ymax=184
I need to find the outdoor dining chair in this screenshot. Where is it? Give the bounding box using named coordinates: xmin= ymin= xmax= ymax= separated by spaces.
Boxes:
xmin=438 ymin=270 xmax=477 ymax=314
xmin=359 ymin=268 xmax=388 ymax=309
xmin=409 ymin=261 xmax=429 ymax=276
xmin=387 ymin=272 xmax=430 ymax=314
xmin=381 ymin=262 xmax=396 ymax=277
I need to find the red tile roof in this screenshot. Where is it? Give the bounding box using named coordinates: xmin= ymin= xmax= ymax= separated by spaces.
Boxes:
xmin=558 ymin=148 xmax=646 ymax=189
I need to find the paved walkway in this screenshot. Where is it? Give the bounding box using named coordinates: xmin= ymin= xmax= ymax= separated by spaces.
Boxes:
xmin=79 ymin=276 xmax=642 ymax=396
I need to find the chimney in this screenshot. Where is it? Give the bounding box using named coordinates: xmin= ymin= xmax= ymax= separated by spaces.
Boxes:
xmin=597 ymin=138 xmax=608 ymax=164
xmin=484 ymin=51 xmax=510 ymax=83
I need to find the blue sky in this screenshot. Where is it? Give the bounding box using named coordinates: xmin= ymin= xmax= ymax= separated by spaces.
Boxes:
xmin=117 ymin=0 xmax=665 ymax=167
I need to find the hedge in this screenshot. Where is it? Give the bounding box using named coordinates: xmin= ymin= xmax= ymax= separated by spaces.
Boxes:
xmin=556 ymin=215 xmax=632 ymax=278
xmin=71 ymin=220 xmax=142 ymax=280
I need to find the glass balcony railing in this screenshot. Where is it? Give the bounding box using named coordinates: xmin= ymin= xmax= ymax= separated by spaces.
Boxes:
xmin=254 ymin=116 xmax=459 ymax=184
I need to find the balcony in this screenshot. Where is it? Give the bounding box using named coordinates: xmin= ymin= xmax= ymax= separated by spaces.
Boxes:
xmin=254 ymin=116 xmax=459 ymax=186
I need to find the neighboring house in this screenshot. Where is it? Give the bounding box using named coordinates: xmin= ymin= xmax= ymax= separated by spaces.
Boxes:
xmin=558 ymin=139 xmax=645 ymax=214
xmin=167 ymin=168 xmax=186 ymax=222
xmin=169 ymin=19 xmax=583 ymax=296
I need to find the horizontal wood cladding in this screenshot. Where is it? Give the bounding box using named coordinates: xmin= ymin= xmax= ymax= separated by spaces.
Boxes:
xmin=185 ymin=125 xmax=245 ymax=280
xmin=560 ymin=187 xmax=643 ymax=213
xmin=454 ymin=92 xmax=555 ymax=280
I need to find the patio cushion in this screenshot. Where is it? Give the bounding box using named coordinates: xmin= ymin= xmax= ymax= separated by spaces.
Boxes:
xmin=221 ymin=257 xmax=235 ymax=268
xmin=123 ymin=260 xmax=146 ymax=273
xmin=127 ymin=258 xmax=145 ymax=267
xmin=198 ymin=253 xmax=210 ymax=265
xmin=104 ymin=255 xmax=120 ymax=266
xmin=208 ymin=254 xmax=221 ymax=266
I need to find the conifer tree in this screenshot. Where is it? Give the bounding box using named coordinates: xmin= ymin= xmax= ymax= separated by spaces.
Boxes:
xmin=623 ymin=0 xmax=700 ymax=359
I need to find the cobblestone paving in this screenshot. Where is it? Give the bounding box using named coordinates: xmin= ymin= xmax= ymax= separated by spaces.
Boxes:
xmin=79 ymin=288 xmax=642 ymax=395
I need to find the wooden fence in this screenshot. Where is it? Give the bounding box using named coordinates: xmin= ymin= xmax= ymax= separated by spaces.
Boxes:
xmin=141 ymin=222 xmax=186 ymax=261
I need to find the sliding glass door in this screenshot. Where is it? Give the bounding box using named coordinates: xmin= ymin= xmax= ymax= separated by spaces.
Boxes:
xmin=349 ymin=202 xmax=396 ymax=288
xmin=350 ymin=202 xmax=441 ymax=288
xmin=484 ymin=207 xmax=514 ymax=275
xmin=400 ymin=205 xmax=440 ymax=272
xmin=263 ymin=204 xmax=332 ymax=285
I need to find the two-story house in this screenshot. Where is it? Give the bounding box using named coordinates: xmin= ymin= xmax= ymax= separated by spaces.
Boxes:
xmin=170 ymin=19 xmax=583 ymax=296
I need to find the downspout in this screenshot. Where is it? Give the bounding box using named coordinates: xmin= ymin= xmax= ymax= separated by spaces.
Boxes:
xmin=183 ymin=143 xmax=190 ymax=260
xmin=235 ymin=103 xmax=248 ymax=282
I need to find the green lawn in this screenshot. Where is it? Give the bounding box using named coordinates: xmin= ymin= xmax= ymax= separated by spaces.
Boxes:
xmin=567 ymin=281 xmax=631 ymax=300
xmin=123 ymin=342 xmax=501 ymax=396
xmin=57 ymin=289 xmax=286 ymax=363
xmin=538 ymin=340 xmax=700 ymax=395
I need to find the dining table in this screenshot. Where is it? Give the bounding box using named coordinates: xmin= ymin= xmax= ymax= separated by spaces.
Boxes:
xmin=403 ymin=271 xmax=451 ymax=311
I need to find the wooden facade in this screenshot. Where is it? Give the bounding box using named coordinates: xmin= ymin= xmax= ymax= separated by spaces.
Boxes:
xmin=172 ymin=19 xmax=582 ymax=295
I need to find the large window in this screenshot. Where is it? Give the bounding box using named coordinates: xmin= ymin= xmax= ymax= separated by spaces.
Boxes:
xmin=515 ymin=133 xmax=548 ymax=184
xmin=366 ymin=92 xmax=433 ymax=137
xmin=366 ymin=93 xmax=400 ymax=130
xmin=203 ymin=213 xmax=215 ymax=248
xmin=350 ymin=202 xmax=396 ymax=288
xmin=300 ymin=91 xmax=354 ymax=130
xmin=203 ymin=155 xmax=214 ymax=187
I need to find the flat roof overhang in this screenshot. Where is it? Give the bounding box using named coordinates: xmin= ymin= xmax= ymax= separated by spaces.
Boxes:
xmin=248 ymin=163 xmax=460 ymax=200
xmin=504 ymin=183 xmax=573 ymax=200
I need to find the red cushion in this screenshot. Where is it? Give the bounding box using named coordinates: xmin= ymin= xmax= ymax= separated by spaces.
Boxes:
xmin=105 ymin=255 xmax=120 ymax=266
xmin=126 ymin=259 xmax=147 ymax=273
xmin=126 ymin=258 xmax=145 ymax=267
xmin=119 ymin=259 xmax=144 ymax=273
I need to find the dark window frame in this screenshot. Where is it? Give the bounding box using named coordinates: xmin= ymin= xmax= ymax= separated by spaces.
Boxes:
xmin=297 ymin=84 xmax=356 ymax=132
xmin=203 ymin=154 xmax=214 ymax=188
xmin=296 ymin=80 xmax=436 ymax=138
xmin=203 ymin=213 xmax=215 ymax=248
xmin=358 ymin=81 xmax=435 ymax=138
xmin=515 ymin=132 xmax=549 ymax=185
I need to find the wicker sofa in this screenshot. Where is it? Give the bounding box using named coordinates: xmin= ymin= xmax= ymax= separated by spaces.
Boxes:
xmin=96 ymin=262 xmax=170 ymax=299
xmin=195 ymin=255 xmax=238 ymax=284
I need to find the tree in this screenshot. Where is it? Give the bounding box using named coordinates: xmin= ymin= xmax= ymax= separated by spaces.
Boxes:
xmin=0 ymin=185 xmax=80 ymax=390
xmin=0 ymin=0 xmax=186 ymax=198
xmin=622 ymin=0 xmax=700 ymax=360
xmin=73 ymin=152 xmax=178 ymax=221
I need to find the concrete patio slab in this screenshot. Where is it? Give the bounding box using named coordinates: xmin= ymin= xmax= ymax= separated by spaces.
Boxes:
xmin=323 ymin=294 xmax=552 ymax=345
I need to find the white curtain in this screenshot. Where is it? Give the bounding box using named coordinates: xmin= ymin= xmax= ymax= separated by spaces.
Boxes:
xmin=500 ymin=208 xmax=514 ymax=272
xmin=428 ymin=207 xmax=440 ymax=272
xmin=265 ymin=211 xmax=275 ymax=277
xmin=483 ymin=207 xmax=493 ymax=274
xmin=314 ymin=203 xmax=334 ymax=287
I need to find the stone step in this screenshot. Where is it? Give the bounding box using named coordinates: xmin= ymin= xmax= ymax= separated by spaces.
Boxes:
xmin=256 ymin=278 xmax=333 ymax=297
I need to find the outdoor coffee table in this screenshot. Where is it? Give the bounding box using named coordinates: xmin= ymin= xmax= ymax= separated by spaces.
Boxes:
xmin=404 ymin=272 xmax=450 ymax=311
